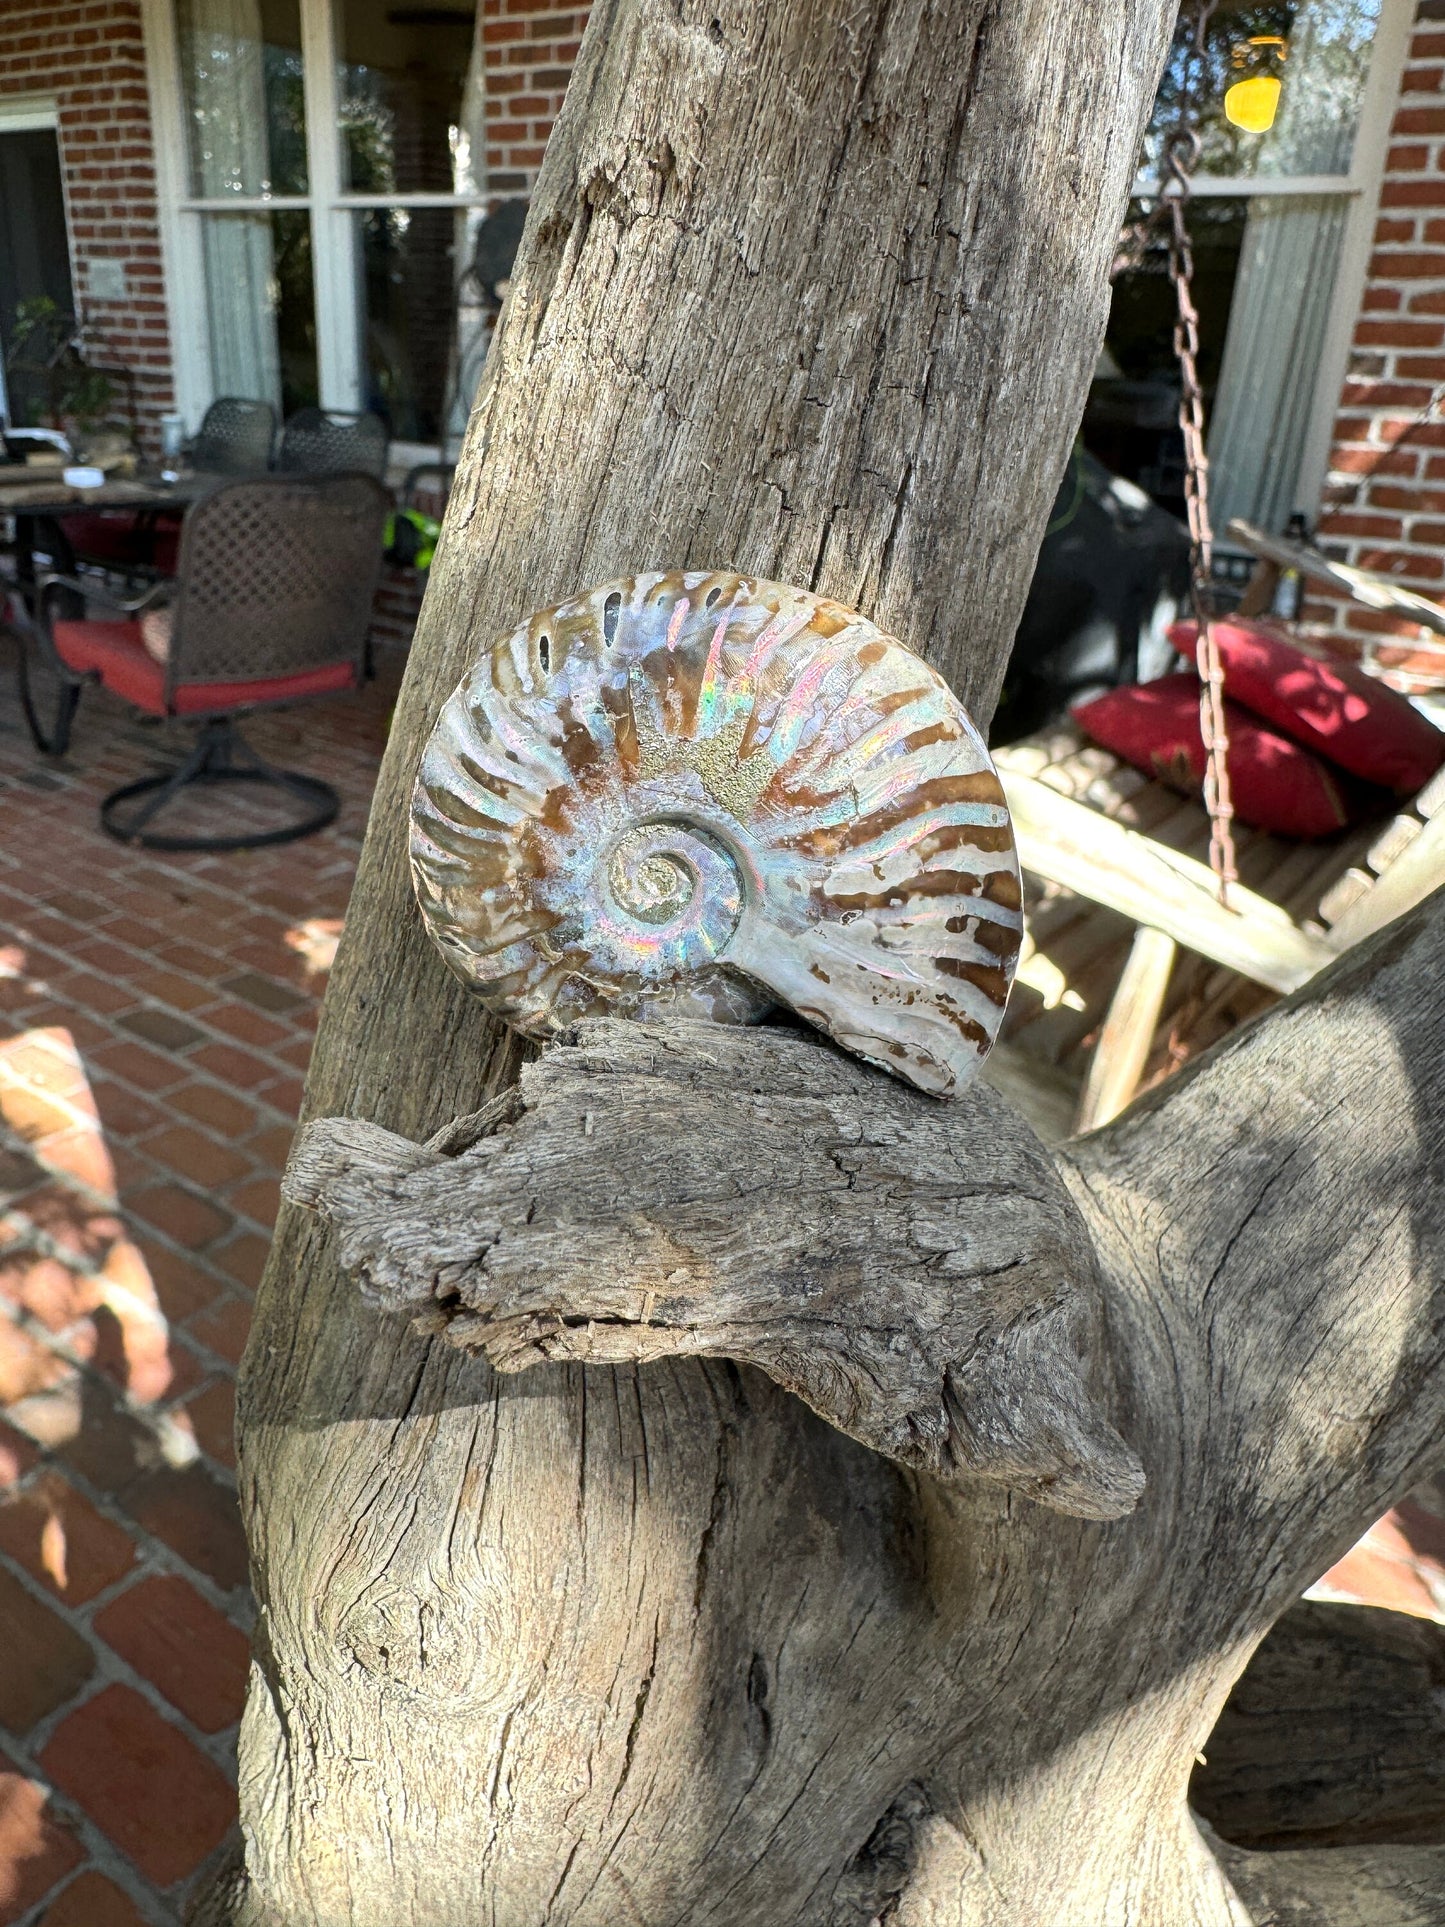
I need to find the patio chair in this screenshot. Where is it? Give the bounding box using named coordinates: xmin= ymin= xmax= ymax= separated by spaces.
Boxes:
xmin=64 ymin=395 xmax=279 ymax=576
xmin=188 ymin=396 xmax=279 ymax=474
xmin=22 ymin=472 xmax=388 ymax=851
xmin=276 ymin=407 xmax=389 ymax=481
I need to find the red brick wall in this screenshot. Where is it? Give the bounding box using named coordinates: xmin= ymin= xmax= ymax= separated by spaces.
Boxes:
xmin=0 ymin=0 xmax=174 ymax=455
xmin=481 ymin=1 xmax=587 ymax=195
xmin=1312 ymin=12 xmax=1445 ymax=679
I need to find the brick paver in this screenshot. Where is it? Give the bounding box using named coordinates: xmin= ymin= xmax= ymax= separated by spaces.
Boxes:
xmin=0 ymin=660 xmax=397 ymax=1923
xmin=34 ymin=1871 xmax=148 ymax=1927
xmin=0 ymin=1753 xmax=82 ymax=1923
xmin=40 ymin=1685 xmax=235 ymax=1889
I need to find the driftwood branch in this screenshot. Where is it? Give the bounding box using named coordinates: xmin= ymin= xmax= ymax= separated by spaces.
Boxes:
xmin=1193 ymin=1602 xmax=1445 ymax=1853
xmin=284 ymin=1021 xmax=1145 ymax=1520
xmin=266 ymin=894 xmax=1445 ymax=1925
xmin=288 ymin=885 xmax=1445 ymax=1574
xmin=207 ymin=0 xmax=1445 ymax=1911
xmin=1065 ymin=895 xmax=1445 ymax=1618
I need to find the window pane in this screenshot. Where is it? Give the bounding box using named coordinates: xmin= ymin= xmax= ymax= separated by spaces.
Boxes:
xmin=335 ymin=0 xmax=484 ymax=196
xmin=1087 ymin=200 xmax=1249 ymax=519
xmin=176 ymin=0 xmax=307 ymax=197
xmin=1208 ymin=193 xmax=1349 ymax=529
xmin=1089 ymin=186 xmax=1348 ymax=532
xmin=353 ymin=206 xmax=487 ymax=445
xmin=199 ymin=209 xmax=317 ymax=417
xmin=1142 ymin=0 xmax=1382 ymax=182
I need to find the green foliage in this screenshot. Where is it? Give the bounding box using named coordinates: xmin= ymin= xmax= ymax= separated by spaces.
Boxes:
xmin=6 ymin=297 xmax=119 ymax=431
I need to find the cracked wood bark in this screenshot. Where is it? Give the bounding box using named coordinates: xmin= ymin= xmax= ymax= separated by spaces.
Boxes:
xmin=283 ymin=1024 xmax=1146 ymax=1518
xmin=234 ymin=901 xmax=1445 ymax=1926
xmin=1191 ymin=1603 xmax=1445 ymax=1853
xmin=185 ymin=0 xmax=1445 ymax=1920
xmin=255 ymin=902 xmax=1445 ymax=1927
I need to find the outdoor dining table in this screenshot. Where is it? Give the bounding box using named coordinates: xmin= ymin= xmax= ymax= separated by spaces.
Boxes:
xmin=0 ymin=467 xmax=231 ymax=613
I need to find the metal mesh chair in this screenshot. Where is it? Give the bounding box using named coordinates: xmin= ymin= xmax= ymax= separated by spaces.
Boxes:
xmin=190 ymin=396 xmax=278 ymax=474
xmin=64 ymin=396 xmax=279 ymax=577
xmin=276 ymin=407 xmax=389 ymax=480
xmin=25 ymin=473 xmax=389 ymax=850
xmin=401 ymin=463 xmax=455 ymax=516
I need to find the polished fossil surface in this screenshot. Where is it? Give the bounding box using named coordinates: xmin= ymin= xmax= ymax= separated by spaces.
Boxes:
xmin=410 ymin=571 xmax=1021 ymax=1096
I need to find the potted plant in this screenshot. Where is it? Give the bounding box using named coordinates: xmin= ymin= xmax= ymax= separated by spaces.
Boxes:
xmin=5 ymin=297 xmax=135 ymax=465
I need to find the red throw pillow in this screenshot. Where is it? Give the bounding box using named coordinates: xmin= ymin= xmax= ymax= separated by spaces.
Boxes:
xmin=1074 ymin=674 xmax=1372 ymax=839
xmin=1170 ymin=618 xmax=1445 ymax=794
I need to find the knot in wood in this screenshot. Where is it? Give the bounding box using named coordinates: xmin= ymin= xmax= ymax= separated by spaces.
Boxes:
xmin=332 ymin=1579 xmax=520 ymax=1714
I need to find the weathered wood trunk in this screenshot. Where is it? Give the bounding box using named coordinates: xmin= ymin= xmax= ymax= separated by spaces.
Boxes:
xmin=1192 ymin=1603 xmax=1445 ymax=1853
xmin=197 ymin=3 xmax=1445 ymax=1923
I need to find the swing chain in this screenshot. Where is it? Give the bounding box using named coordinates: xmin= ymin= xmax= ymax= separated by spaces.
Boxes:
xmin=1164 ymin=0 xmax=1237 ymax=905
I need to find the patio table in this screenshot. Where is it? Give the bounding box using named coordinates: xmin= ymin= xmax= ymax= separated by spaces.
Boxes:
xmin=0 ymin=468 xmax=232 ymax=612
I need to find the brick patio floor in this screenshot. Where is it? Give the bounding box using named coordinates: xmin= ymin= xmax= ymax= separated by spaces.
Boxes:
xmin=0 ymin=640 xmax=1440 ymax=1923
xmin=0 ymin=655 xmax=400 ymax=1925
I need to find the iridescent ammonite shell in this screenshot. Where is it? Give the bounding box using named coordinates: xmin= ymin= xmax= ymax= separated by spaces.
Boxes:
xmin=409 ymin=572 xmax=1022 ymax=1097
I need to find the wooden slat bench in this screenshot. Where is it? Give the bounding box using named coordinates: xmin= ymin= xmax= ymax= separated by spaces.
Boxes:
xmin=990 ymin=724 xmax=1445 ymax=1137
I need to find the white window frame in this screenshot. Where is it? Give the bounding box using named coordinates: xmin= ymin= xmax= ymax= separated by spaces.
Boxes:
xmin=140 ymin=0 xmax=486 ymax=462
xmin=0 ymin=96 xmax=62 ymax=136
xmin=1129 ymin=0 xmax=1413 ymax=526
xmin=142 ymin=0 xmax=1411 ymax=502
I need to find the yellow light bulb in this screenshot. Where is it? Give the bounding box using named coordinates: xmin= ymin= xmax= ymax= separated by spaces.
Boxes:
xmin=1224 ymin=73 xmax=1281 ymax=132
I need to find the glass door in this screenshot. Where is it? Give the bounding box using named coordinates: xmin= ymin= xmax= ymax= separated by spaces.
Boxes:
xmin=0 ymin=121 xmax=79 ymax=425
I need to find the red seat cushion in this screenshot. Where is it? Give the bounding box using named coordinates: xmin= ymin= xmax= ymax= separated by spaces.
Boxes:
xmin=52 ymin=619 xmax=357 ymax=716
xmin=1171 ymin=618 xmax=1445 ymax=794
xmin=53 ymin=619 xmax=166 ymax=712
xmin=170 ymin=660 xmax=355 ymax=713
xmin=1074 ymin=673 xmax=1376 ymax=839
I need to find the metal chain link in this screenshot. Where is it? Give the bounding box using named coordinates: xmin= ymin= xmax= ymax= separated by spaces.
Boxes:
xmin=1164 ymin=132 xmax=1237 ymax=905
xmin=1168 ymin=0 xmax=1237 ymax=904
xmin=1117 ymin=0 xmax=1239 ymax=905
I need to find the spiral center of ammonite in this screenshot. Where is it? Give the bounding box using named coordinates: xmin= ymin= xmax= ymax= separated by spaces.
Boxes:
xmin=611 ymin=843 xmax=695 ymax=925
xmin=593 ymin=820 xmax=744 ymax=978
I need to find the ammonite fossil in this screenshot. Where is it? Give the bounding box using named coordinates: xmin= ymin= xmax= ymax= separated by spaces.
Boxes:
xmin=410 ymin=572 xmax=1022 ymax=1097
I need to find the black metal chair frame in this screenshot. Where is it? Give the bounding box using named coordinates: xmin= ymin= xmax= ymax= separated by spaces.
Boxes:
xmin=60 ymin=396 xmax=281 ymax=594
xmin=99 ymin=712 xmax=341 ymax=853
xmin=18 ymin=472 xmax=389 ymax=852
xmin=190 ymin=395 xmax=279 ymax=475
xmin=276 ymin=406 xmax=390 ymax=481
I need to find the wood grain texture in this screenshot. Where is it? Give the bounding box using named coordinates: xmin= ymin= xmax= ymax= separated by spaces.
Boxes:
xmin=284 ymin=1020 xmax=1144 ymax=1516
xmin=1075 ymin=924 xmax=1177 ymax=1131
xmin=226 ymin=889 xmax=1445 ymax=1925
xmin=1000 ymin=765 xmax=1335 ymax=992
xmin=195 ymin=0 xmax=1445 ymax=1920
xmin=1193 ymin=1604 xmax=1445 ymax=1853
xmin=1217 ymin=1842 xmax=1445 ymax=1927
